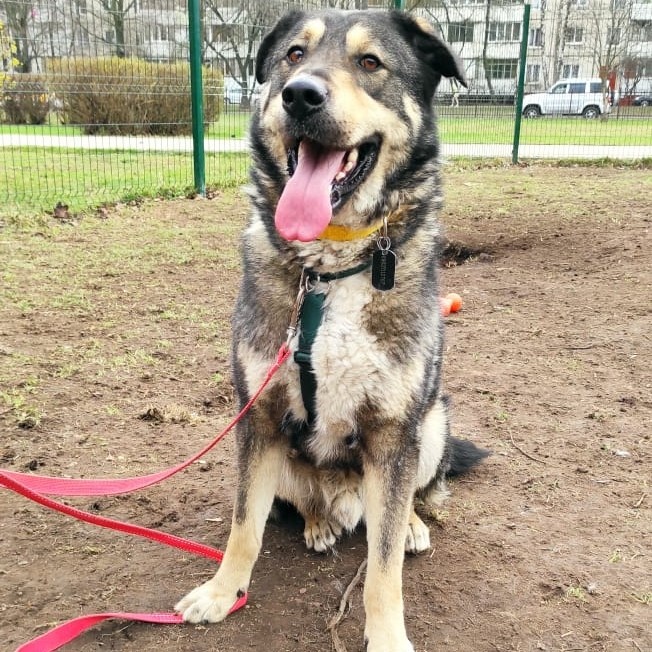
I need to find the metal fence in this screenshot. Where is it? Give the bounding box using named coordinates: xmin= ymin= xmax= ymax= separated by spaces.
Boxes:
xmin=1 ymin=0 xmax=651 ymax=214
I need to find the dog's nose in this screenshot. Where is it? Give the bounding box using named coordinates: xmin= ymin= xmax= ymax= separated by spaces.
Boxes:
xmin=281 ymin=76 xmax=328 ymax=119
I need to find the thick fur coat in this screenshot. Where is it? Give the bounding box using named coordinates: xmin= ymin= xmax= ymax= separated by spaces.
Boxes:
xmin=176 ymin=10 xmax=487 ymax=651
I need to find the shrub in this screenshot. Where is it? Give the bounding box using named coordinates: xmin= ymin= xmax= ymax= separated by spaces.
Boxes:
xmin=1 ymin=75 xmax=50 ymax=125
xmin=48 ymin=57 xmax=222 ymax=136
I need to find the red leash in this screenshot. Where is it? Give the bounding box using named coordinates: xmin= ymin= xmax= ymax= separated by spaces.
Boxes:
xmin=1 ymin=344 xmax=290 ymax=652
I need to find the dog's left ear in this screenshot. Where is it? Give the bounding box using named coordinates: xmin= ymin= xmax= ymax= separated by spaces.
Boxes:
xmin=391 ymin=11 xmax=467 ymax=90
xmin=256 ymin=10 xmax=306 ymax=84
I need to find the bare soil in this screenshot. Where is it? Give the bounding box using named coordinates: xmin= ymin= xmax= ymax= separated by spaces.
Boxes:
xmin=1 ymin=165 xmax=650 ymax=652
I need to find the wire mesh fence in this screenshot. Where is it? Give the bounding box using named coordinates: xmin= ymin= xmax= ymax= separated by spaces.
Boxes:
xmin=1 ymin=0 xmax=651 ymax=214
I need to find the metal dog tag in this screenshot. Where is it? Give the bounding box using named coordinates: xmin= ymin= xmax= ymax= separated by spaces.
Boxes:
xmin=371 ymin=248 xmax=396 ymax=291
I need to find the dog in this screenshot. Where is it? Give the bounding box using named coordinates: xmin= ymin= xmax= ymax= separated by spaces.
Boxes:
xmin=176 ymin=9 xmax=488 ymax=651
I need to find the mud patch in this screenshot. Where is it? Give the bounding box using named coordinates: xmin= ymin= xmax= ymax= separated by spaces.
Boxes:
xmin=1 ymin=166 xmax=650 ymax=652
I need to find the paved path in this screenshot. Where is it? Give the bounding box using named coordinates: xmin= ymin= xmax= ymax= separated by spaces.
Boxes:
xmin=1 ymin=134 xmax=651 ymax=159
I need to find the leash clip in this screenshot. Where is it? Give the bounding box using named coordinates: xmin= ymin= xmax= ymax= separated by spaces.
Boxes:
xmin=286 ymin=270 xmax=307 ymax=346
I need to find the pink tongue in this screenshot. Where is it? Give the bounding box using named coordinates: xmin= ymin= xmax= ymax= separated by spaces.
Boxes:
xmin=275 ymin=141 xmax=346 ymax=242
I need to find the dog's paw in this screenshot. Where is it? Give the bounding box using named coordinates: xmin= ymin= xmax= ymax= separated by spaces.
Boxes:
xmin=405 ymin=512 xmax=430 ymax=554
xmin=303 ymin=517 xmax=341 ymax=552
xmin=175 ymin=579 xmax=242 ymax=624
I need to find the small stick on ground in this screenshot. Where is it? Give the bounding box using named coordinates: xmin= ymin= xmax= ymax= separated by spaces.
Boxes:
xmin=632 ymin=493 xmax=646 ymax=509
xmin=328 ymin=559 xmax=367 ymax=652
xmin=509 ymin=431 xmax=547 ymax=464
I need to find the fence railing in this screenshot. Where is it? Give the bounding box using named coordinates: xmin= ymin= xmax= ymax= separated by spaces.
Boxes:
xmin=1 ymin=0 xmax=651 ymax=215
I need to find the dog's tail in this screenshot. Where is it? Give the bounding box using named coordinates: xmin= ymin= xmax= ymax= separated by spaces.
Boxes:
xmin=447 ymin=436 xmax=490 ymax=477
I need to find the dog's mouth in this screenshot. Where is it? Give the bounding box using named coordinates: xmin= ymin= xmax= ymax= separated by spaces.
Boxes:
xmin=274 ymin=137 xmax=380 ymax=242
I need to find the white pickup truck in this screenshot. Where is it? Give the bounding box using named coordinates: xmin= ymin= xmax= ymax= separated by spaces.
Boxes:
xmin=522 ymin=79 xmax=613 ymax=119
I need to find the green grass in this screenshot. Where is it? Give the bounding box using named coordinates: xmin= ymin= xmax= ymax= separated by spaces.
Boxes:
xmin=3 ymin=106 xmax=651 ymax=145
xmin=0 ymin=123 xmax=81 ymax=136
xmin=438 ymin=113 xmax=652 ymax=146
xmin=207 ymin=110 xmax=251 ymax=139
xmin=0 ymin=110 xmax=252 ymax=140
xmin=0 ymin=147 xmax=249 ymax=215
xmin=1 ymin=107 xmax=651 ymax=216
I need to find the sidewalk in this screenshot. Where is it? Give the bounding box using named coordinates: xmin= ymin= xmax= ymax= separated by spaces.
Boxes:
xmin=1 ymin=134 xmax=651 ymax=159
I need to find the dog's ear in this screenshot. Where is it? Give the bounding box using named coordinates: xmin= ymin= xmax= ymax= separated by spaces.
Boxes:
xmin=256 ymin=10 xmax=306 ymax=84
xmin=391 ymin=11 xmax=467 ymax=90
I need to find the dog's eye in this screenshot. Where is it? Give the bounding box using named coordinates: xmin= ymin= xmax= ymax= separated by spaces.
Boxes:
xmin=359 ymin=55 xmax=381 ymax=71
xmin=287 ymin=46 xmax=304 ymax=65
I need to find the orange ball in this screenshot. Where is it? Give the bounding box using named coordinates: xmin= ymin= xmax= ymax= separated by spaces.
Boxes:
xmin=447 ymin=292 xmax=463 ymax=313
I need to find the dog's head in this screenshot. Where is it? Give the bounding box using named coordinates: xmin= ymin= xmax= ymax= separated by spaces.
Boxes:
xmin=251 ymin=9 xmax=465 ymax=244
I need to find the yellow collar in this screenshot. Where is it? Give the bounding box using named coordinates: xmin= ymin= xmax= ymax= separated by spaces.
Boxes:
xmin=319 ymin=220 xmax=383 ymax=242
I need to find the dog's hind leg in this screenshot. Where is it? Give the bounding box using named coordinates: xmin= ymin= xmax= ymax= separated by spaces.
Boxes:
xmin=362 ymin=431 xmax=418 ymax=652
xmin=175 ymin=440 xmax=284 ymax=623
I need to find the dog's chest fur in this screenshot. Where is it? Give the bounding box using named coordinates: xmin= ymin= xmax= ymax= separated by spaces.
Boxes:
xmin=282 ymin=272 xmax=429 ymax=466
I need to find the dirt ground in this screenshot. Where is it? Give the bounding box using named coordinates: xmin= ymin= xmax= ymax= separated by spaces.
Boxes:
xmin=1 ymin=164 xmax=650 ymax=652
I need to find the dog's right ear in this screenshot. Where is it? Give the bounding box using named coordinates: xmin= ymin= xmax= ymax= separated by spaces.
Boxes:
xmin=256 ymin=11 xmax=306 ymax=84
xmin=391 ymin=11 xmax=467 ymax=90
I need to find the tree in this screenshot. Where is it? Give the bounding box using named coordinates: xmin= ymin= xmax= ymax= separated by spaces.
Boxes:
xmin=66 ymin=0 xmax=137 ymax=58
xmin=202 ymin=0 xmax=295 ymax=106
xmin=0 ymin=0 xmax=41 ymax=71
xmin=480 ymin=0 xmax=494 ymax=95
xmin=1 ymin=19 xmax=19 ymax=75
xmin=587 ymin=0 xmax=636 ymax=117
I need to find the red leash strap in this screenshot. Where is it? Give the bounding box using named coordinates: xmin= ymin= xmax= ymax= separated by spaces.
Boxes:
xmin=0 ymin=344 xmax=291 ymax=498
xmin=0 ymin=470 xmax=225 ymax=561
xmin=2 ymin=344 xmax=290 ymax=652
xmin=14 ymin=613 xmax=185 ymax=652
xmin=14 ymin=599 xmax=245 ymax=652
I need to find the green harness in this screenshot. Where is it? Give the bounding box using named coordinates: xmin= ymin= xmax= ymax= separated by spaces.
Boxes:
xmin=294 ymin=261 xmax=372 ymax=425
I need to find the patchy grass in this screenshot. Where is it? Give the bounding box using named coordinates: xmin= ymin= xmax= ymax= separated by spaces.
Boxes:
xmin=565 ymin=585 xmax=589 ymax=602
xmin=0 ymin=148 xmax=249 ymax=217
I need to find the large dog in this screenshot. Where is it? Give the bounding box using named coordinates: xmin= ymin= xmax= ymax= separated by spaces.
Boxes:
xmin=176 ymin=9 xmax=487 ymax=651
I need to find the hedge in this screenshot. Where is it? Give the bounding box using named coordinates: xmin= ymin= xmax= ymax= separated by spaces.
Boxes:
xmin=1 ymin=75 xmax=50 ymax=125
xmin=47 ymin=57 xmax=222 ymax=136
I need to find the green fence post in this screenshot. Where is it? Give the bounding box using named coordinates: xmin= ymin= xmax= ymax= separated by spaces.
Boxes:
xmin=188 ymin=0 xmax=205 ymax=196
xmin=512 ymin=2 xmax=531 ymax=164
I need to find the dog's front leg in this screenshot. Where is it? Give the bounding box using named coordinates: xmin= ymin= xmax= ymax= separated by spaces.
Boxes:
xmin=362 ymin=436 xmax=417 ymax=652
xmin=176 ymin=434 xmax=283 ymax=624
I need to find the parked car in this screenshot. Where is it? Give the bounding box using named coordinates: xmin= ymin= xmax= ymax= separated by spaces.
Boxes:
xmin=632 ymin=95 xmax=652 ymax=107
xmin=522 ymin=78 xmax=614 ymax=119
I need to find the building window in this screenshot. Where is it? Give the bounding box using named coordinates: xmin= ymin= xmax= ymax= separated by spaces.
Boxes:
xmin=562 ymin=64 xmax=580 ymax=78
xmin=607 ymin=28 xmax=621 ymax=45
xmin=488 ymin=22 xmax=521 ymax=43
xmin=149 ymin=25 xmax=169 ymax=41
xmin=529 ymin=27 xmax=543 ymax=47
xmin=564 ymin=26 xmax=583 ymax=43
xmin=448 ymin=22 xmax=474 ymax=43
xmin=526 ymin=63 xmax=540 ymax=83
xmin=486 ymin=59 xmax=518 ymax=80
xmin=633 ymin=23 xmax=652 ymax=42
